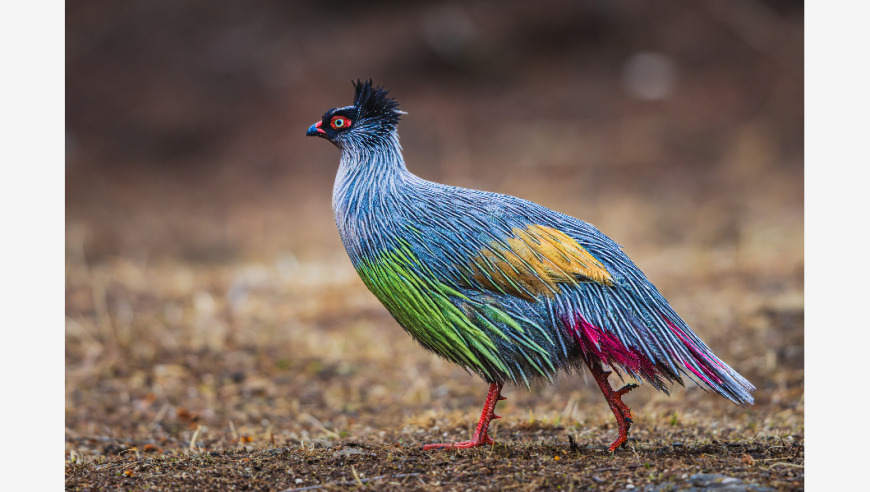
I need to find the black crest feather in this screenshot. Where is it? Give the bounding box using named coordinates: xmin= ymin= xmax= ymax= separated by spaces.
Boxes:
xmin=353 ymin=79 xmax=401 ymax=127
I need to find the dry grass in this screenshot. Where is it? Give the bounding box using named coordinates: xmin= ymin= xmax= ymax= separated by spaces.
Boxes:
xmin=65 ymin=163 xmax=803 ymax=490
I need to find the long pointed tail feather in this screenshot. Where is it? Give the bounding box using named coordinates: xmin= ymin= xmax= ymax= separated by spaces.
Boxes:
xmin=559 ymin=283 xmax=755 ymax=405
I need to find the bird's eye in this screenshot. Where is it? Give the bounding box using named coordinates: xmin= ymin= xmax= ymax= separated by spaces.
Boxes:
xmin=330 ymin=116 xmax=351 ymax=130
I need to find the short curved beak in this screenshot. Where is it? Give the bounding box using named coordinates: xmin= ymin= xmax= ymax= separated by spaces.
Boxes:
xmin=306 ymin=120 xmax=326 ymax=137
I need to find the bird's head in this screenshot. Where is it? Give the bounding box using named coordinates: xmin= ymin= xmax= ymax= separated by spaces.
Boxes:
xmin=306 ymin=79 xmax=403 ymax=149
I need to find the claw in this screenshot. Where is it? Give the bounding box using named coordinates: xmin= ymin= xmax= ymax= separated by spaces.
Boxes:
xmin=615 ymin=383 xmax=639 ymax=397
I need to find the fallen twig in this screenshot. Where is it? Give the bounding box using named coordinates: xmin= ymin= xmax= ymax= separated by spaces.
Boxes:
xmin=351 ymin=465 xmax=363 ymax=487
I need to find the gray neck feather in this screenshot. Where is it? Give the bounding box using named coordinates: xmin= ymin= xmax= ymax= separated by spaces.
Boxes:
xmin=332 ymin=132 xmax=413 ymax=257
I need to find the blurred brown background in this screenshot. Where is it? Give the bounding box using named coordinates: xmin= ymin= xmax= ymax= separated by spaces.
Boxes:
xmin=66 ymin=0 xmax=803 ymax=468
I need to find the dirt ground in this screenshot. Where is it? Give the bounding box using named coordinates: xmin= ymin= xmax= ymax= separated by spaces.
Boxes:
xmin=66 ymin=1 xmax=803 ymax=490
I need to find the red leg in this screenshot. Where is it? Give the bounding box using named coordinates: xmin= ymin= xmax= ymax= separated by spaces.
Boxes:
xmin=423 ymin=382 xmax=506 ymax=450
xmin=585 ymin=358 xmax=638 ymax=453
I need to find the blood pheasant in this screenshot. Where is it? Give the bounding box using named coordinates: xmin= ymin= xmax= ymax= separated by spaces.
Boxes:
xmin=306 ymin=80 xmax=754 ymax=452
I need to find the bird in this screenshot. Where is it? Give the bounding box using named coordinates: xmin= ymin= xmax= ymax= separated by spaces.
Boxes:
xmin=306 ymin=79 xmax=754 ymax=452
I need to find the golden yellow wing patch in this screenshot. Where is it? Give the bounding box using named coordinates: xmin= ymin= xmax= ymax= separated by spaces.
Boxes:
xmin=470 ymin=224 xmax=613 ymax=299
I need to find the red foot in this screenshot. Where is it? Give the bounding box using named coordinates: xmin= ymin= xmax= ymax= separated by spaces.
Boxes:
xmin=585 ymin=359 xmax=638 ymax=453
xmin=423 ymin=382 xmax=505 ymax=450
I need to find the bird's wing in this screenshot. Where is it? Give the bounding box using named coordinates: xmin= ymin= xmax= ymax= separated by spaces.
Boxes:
xmin=404 ymin=188 xmax=620 ymax=300
xmin=461 ymin=222 xmax=615 ymax=300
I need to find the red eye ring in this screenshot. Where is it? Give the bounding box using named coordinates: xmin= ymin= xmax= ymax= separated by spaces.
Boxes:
xmin=330 ymin=115 xmax=352 ymax=130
